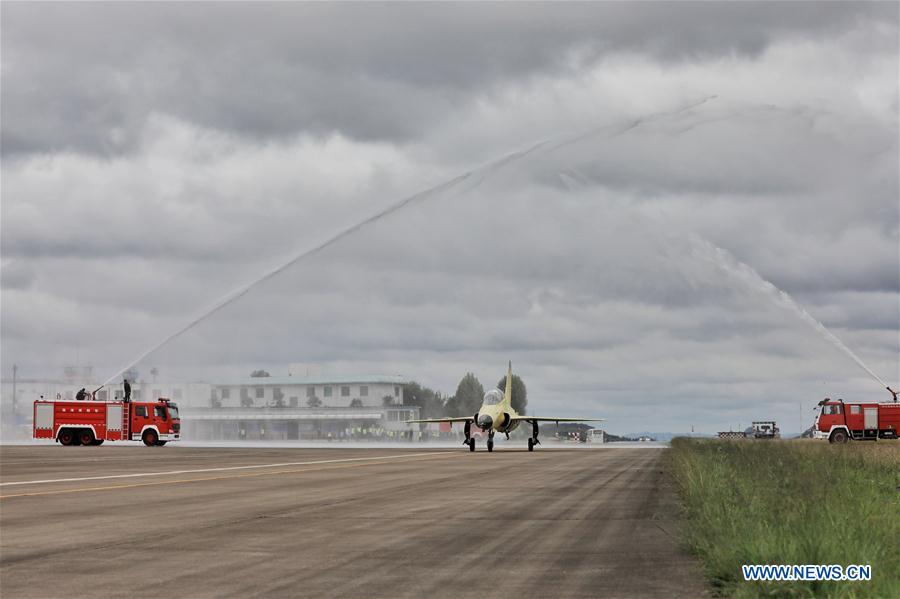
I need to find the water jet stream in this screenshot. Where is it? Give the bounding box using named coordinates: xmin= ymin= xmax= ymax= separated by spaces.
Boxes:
xmin=103 ymin=100 xmax=728 ymax=386
xmin=692 ymin=239 xmax=891 ymax=390
xmin=99 ymin=140 xmax=549 ymax=387
xmin=559 ymin=156 xmax=892 ymax=393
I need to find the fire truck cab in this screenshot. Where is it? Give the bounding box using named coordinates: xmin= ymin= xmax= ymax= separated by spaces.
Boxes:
xmin=813 ymin=399 xmax=900 ymax=443
xmin=34 ymin=398 xmax=181 ymax=447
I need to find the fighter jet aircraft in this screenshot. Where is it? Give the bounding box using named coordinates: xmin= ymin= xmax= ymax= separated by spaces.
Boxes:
xmin=406 ymin=363 xmax=603 ymax=452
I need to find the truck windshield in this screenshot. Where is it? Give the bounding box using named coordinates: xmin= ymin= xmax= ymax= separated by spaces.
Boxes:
xmin=168 ymin=406 xmax=179 ymax=419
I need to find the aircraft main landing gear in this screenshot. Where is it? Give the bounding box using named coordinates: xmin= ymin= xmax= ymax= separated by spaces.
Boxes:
xmin=463 ymin=420 xmax=474 ymax=451
xmin=528 ymin=420 xmax=541 ymax=452
xmin=487 ymin=431 xmax=495 ymax=452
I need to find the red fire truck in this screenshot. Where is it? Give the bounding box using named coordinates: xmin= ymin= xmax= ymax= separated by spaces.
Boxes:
xmin=33 ymin=398 xmax=181 ymax=446
xmin=813 ymin=399 xmax=900 ymax=443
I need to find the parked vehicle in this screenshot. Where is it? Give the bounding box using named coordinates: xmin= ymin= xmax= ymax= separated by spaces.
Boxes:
xmin=750 ymin=421 xmax=779 ymax=439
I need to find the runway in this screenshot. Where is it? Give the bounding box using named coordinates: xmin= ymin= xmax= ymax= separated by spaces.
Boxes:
xmin=0 ymin=446 xmax=707 ymax=598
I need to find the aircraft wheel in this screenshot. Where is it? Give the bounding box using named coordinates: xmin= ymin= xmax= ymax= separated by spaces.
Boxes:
xmin=468 ymin=438 xmax=475 ymax=452
xmin=528 ymin=438 xmax=535 ymax=452
xmin=487 ymin=439 xmax=494 ymax=452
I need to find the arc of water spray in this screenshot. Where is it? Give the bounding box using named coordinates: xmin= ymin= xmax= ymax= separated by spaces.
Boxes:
xmin=103 ymin=98 xmax=728 ymax=387
xmin=99 ymin=140 xmax=550 ymax=387
xmin=561 ymin=165 xmax=891 ymax=391
xmin=692 ymin=239 xmax=891 ymax=390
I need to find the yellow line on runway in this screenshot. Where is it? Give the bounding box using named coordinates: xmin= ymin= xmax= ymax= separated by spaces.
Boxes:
xmin=0 ymin=453 xmax=458 ymax=500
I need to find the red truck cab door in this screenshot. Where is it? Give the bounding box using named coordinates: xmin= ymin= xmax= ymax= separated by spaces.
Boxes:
xmin=132 ymin=404 xmax=151 ymax=440
xmin=153 ymin=404 xmax=171 ymax=433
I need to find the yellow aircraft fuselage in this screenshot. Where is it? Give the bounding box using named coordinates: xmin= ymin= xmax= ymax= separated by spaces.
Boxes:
xmin=474 ymin=364 xmax=521 ymax=433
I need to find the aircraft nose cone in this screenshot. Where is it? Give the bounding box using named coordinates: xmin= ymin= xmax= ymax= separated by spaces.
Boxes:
xmin=477 ymin=414 xmax=493 ymax=429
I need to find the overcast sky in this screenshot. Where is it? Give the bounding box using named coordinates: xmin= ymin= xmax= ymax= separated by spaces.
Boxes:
xmin=2 ymin=2 xmax=898 ymax=434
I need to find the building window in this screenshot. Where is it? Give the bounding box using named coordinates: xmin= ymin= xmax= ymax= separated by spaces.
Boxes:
xmin=387 ymin=410 xmax=412 ymax=422
xmin=394 ymin=386 xmax=400 ymax=397
xmin=341 ymin=386 xmax=350 ymax=397
xmin=221 ymin=388 xmax=230 ymax=399
xmin=98 ymin=390 xmax=108 ymax=401
xmin=132 ymin=389 xmax=142 ymax=400
xmin=173 ymin=389 xmax=183 ymax=400
xmin=324 ymin=386 xmax=333 ymax=397
xmin=306 ymin=387 xmax=315 ymax=398
xmin=255 ymin=387 xmax=264 ymax=399
xmin=360 ymin=385 xmax=368 ymax=396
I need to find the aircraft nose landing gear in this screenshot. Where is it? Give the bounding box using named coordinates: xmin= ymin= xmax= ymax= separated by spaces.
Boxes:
xmin=463 ymin=420 xmax=475 ymax=452
xmin=487 ymin=430 xmax=495 ymax=452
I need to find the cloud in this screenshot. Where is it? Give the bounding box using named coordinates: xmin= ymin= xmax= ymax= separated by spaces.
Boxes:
xmin=3 ymin=2 xmax=896 ymax=155
xmin=1 ymin=3 xmax=897 ymax=433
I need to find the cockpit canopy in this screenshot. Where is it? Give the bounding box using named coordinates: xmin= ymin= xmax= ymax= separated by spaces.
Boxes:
xmin=483 ymin=389 xmax=503 ymax=405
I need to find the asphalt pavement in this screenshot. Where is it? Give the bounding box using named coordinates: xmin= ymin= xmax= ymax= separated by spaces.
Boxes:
xmin=0 ymin=445 xmax=707 ymax=598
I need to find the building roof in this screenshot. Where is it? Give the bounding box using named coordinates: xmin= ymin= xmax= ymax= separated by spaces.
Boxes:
xmin=214 ymin=374 xmax=407 ymax=387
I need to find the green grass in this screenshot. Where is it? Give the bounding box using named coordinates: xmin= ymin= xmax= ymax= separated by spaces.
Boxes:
xmin=669 ymin=439 xmax=899 ymax=598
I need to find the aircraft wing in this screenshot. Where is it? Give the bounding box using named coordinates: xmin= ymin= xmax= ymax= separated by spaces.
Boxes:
xmin=510 ymin=416 xmax=605 ymax=423
xmin=405 ymin=416 xmax=474 ymax=424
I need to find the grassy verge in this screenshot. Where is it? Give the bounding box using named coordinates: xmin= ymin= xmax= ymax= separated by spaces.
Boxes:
xmin=669 ymin=439 xmax=899 ymax=598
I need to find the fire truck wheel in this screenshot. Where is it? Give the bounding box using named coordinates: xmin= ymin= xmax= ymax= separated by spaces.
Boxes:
xmin=155 ymin=441 xmax=168 ymax=447
xmin=142 ymin=430 xmax=159 ymax=447
xmin=78 ymin=430 xmax=95 ymax=446
xmin=829 ymin=429 xmax=849 ymax=444
xmin=58 ymin=429 xmax=75 ymax=446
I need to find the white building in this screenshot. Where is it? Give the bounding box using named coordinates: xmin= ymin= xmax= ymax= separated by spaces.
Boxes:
xmin=210 ymin=374 xmax=406 ymax=409
xmin=187 ymin=374 xmax=417 ymax=441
